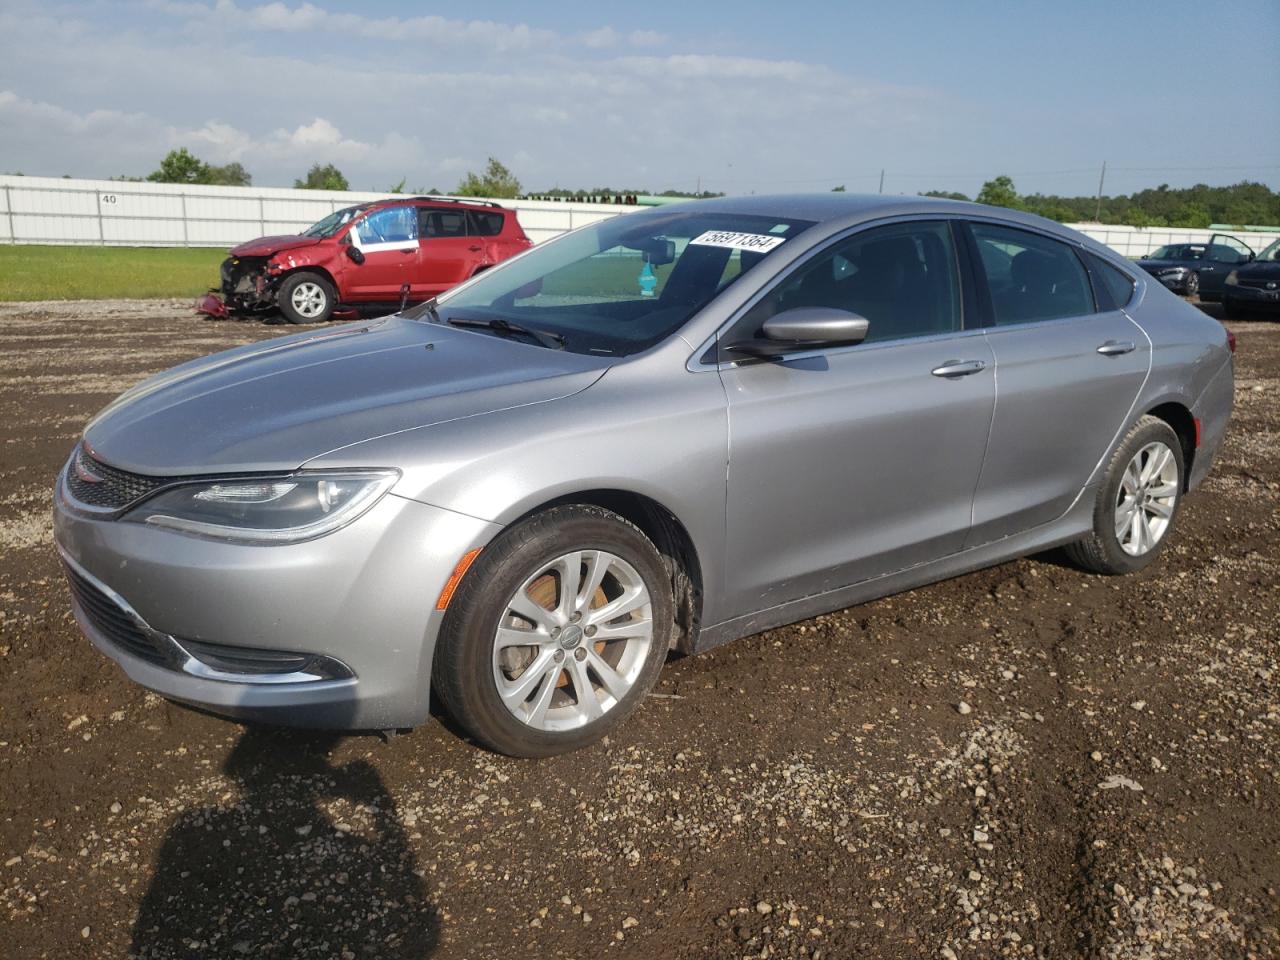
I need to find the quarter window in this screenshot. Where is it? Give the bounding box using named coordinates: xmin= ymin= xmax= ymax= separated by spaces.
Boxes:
xmin=741 ymin=221 xmax=961 ymax=344
xmin=970 ymin=223 xmax=1093 ymax=325
xmin=468 ymin=211 xmax=505 ymax=236
xmin=1085 ymin=252 xmax=1136 ymax=311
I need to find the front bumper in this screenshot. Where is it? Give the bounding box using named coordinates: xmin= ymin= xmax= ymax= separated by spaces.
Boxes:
xmin=1224 ymin=284 xmax=1280 ymax=312
xmin=53 ymin=473 xmax=498 ymax=729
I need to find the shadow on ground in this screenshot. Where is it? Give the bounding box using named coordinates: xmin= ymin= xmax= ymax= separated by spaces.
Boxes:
xmin=130 ymin=728 xmax=439 ymax=959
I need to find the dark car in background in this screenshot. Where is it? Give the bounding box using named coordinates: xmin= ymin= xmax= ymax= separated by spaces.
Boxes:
xmin=1136 ymin=233 xmax=1254 ymax=301
xmin=197 ymin=197 xmax=533 ymax=324
xmin=1224 ymin=237 xmax=1280 ymax=318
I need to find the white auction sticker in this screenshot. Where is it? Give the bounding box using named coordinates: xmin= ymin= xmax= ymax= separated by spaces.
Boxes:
xmin=689 ymin=230 xmax=786 ymax=253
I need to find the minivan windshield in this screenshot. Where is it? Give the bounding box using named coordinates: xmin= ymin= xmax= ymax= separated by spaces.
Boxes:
xmin=412 ymin=208 xmax=814 ymax=356
xmin=302 ymin=205 xmax=370 ymax=238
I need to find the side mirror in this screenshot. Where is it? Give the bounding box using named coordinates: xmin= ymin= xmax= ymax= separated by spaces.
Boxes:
xmin=726 ymin=307 xmax=870 ymax=358
xmin=346 ymin=245 xmax=365 ymax=264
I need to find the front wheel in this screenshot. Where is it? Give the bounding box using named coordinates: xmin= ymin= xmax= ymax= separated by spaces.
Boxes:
xmin=1063 ymin=415 xmax=1184 ymax=575
xmin=433 ymin=505 xmax=672 ymax=757
xmin=278 ymin=272 xmax=335 ymax=324
xmin=1183 ymin=271 xmax=1199 ymax=298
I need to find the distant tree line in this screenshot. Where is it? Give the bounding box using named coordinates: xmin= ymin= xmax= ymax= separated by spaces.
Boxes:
xmin=65 ymin=151 xmax=1280 ymax=228
xmin=926 ymin=176 xmax=1280 ymax=228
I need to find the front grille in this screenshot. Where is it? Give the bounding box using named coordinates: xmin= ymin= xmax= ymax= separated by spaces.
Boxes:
xmin=64 ymin=446 xmax=168 ymax=511
xmin=1238 ymin=278 xmax=1276 ymax=290
xmin=63 ymin=563 xmax=170 ymax=666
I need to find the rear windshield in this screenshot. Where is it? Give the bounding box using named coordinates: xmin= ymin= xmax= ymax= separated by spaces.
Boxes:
xmin=418 ymin=209 xmax=814 ymax=356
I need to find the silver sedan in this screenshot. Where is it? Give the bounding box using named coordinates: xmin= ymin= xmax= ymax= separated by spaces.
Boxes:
xmin=53 ymin=195 xmax=1234 ymax=756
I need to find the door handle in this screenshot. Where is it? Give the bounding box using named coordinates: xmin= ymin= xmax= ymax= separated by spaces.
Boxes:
xmin=1200 ymin=266 xmax=1215 ymax=272
xmin=1096 ymin=340 xmax=1136 ymax=356
xmin=468 ymin=245 xmax=483 ymax=251
xmin=931 ymin=359 xmax=987 ymax=378
xmin=399 ymin=247 xmax=416 ymax=254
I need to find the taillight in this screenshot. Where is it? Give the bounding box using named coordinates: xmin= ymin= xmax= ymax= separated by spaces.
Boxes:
xmin=1226 ymin=330 xmax=1236 ymax=353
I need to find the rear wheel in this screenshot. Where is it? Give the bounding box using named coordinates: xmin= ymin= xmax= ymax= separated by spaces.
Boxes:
xmin=1183 ymin=271 xmax=1199 ymax=298
xmin=433 ymin=505 xmax=672 ymax=757
xmin=1064 ymin=416 xmax=1184 ymax=575
xmin=278 ymin=272 xmax=335 ymax=324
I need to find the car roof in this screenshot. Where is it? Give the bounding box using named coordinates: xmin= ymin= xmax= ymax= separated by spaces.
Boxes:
xmin=656 ymin=192 xmax=1073 ymax=233
xmin=365 ymin=196 xmax=507 ymax=211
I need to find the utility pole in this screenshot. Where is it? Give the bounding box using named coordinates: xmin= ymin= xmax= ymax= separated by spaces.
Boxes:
xmin=878 ymin=169 xmax=885 ymax=195
xmin=1094 ymin=161 xmax=1107 ymax=221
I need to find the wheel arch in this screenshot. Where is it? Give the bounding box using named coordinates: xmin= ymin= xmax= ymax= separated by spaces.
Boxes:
xmin=278 ymin=264 xmax=339 ymax=292
xmin=1144 ymin=400 xmax=1196 ymax=490
xmin=502 ymin=488 xmax=705 ymax=655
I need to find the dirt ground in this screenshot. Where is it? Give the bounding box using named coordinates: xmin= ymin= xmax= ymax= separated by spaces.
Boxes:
xmin=0 ymin=299 xmax=1276 ymax=960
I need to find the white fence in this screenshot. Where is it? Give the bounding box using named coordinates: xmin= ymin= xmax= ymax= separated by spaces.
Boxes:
xmin=0 ymin=175 xmax=632 ymax=248
xmin=1 ymin=175 xmax=1277 ymax=259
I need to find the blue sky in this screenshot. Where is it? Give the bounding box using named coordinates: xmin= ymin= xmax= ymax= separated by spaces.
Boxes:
xmin=1 ymin=0 xmax=1276 ymax=197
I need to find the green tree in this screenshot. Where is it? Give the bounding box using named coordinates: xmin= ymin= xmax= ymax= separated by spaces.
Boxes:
xmin=388 ymin=177 xmax=407 ymax=194
xmin=147 ymin=148 xmax=207 ymax=185
xmin=294 ymin=163 xmax=350 ymax=191
xmin=204 ymin=162 xmax=251 ymax=186
xmin=921 ymin=190 xmax=969 ymax=201
xmin=831 ymin=184 xmax=846 ymax=192
xmin=976 ymin=175 xmax=1020 ymax=210
xmin=455 ymin=157 xmax=522 ymax=198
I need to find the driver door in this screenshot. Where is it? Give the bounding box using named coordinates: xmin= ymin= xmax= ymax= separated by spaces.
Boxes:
xmin=1199 ymin=233 xmax=1254 ymax=298
xmin=717 ymin=220 xmax=995 ymax=616
xmin=345 ymin=205 xmax=420 ymax=302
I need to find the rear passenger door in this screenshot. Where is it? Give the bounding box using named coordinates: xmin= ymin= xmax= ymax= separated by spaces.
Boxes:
xmin=418 ymin=208 xmax=481 ymax=295
xmin=962 ymin=221 xmax=1150 ymax=546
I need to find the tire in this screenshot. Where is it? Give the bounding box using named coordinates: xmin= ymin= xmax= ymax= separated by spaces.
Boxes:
xmin=433 ymin=505 xmax=673 ymax=757
xmin=1183 ymin=271 xmax=1199 ymax=298
xmin=1063 ymin=415 xmax=1184 ymax=576
xmin=277 ymin=272 xmax=335 ymax=324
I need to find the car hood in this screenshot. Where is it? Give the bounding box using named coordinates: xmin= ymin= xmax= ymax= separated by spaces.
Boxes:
xmin=83 ymin=317 xmax=611 ymax=476
xmin=228 ymin=235 xmax=324 ymax=258
xmin=1234 ymin=261 xmax=1280 ymax=280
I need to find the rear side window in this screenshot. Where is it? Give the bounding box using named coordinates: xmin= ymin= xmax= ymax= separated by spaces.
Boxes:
xmin=1085 ymin=252 xmax=1136 ymax=311
xmin=970 ymin=223 xmax=1093 ymax=325
xmin=421 ymin=209 xmax=468 ymax=238
xmin=468 ymin=211 xmax=505 ymax=236
xmin=742 ymin=220 xmax=961 ymax=344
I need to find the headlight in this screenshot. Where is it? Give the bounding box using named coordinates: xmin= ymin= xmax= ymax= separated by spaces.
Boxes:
xmin=126 ymin=470 xmax=399 ymax=543
xmin=1224 ymin=271 xmax=1239 ymax=286
xmin=1157 ymin=267 xmax=1186 ymax=276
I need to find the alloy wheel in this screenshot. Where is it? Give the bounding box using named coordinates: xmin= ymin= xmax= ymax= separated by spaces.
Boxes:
xmin=290 ymin=282 xmax=328 ymax=319
xmin=491 ymin=550 xmax=653 ymax=731
xmin=1114 ymin=441 xmax=1178 ymax=556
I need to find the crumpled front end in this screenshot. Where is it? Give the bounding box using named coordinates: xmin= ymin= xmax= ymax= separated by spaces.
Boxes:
xmin=216 ymin=255 xmax=279 ymax=314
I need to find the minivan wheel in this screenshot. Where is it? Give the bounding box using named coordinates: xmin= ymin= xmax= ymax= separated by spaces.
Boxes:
xmin=278 ymin=272 xmax=335 ymax=324
xmin=1063 ymin=415 xmax=1184 ymax=575
xmin=433 ymin=505 xmax=672 ymax=757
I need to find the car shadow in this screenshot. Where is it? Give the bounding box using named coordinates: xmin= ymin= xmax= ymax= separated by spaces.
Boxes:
xmin=130 ymin=726 xmax=439 ymax=958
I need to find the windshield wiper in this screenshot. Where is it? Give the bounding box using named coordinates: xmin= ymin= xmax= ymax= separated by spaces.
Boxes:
xmin=447 ymin=316 xmax=565 ymax=350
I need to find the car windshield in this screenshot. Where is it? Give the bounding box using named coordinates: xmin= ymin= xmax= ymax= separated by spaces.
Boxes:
xmin=302 ymin=205 xmax=369 ymax=238
xmin=414 ymin=209 xmax=814 ymax=356
xmin=1255 ymin=239 xmax=1280 ymax=262
xmin=1150 ymin=244 xmax=1202 ymax=260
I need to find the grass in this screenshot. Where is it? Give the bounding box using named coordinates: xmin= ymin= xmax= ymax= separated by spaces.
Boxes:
xmin=0 ymin=245 xmax=225 ymax=301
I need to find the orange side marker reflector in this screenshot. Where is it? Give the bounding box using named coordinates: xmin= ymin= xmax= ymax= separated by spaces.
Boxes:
xmin=1193 ymin=417 xmax=1202 ymax=449
xmin=436 ymin=548 xmax=482 ymax=611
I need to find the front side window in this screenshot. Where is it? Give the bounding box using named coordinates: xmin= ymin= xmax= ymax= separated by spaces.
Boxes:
xmin=737 ymin=220 xmax=962 ymax=345
xmin=418 ymin=209 xmax=813 ymax=356
xmin=352 ymin=206 xmax=419 ymax=248
xmin=970 ymin=223 xmax=1093 ymax=325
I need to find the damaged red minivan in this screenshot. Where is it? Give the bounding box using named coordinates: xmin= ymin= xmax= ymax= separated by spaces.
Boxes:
xmin=198 ymin=197 xmax=533 ymax=324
